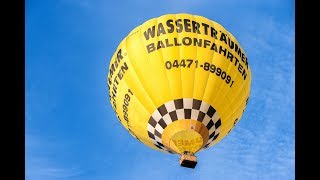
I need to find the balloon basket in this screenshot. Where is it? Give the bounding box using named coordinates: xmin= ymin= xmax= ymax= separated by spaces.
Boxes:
xmin=179 ymin=154 xmax=197 ymax=168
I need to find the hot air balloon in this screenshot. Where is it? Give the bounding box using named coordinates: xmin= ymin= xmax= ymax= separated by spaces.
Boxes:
xmin=107 ymin=13 xmax=251 ymax=168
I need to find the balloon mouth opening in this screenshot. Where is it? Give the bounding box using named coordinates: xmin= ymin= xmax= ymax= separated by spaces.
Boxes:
xmin=167 ymin=129 xmax=204 ymax=154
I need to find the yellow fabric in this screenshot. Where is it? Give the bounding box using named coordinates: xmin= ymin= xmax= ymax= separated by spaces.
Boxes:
xmin=107 ymin=13 xmax=251 ymax=154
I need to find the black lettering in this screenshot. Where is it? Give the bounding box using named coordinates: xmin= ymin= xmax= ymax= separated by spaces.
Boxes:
xmin=112 ymin=100 xmax=116 ymax=109
xmin=202 ymin=23 xmax=209 ymax=35
xmin=116 ymin=49 xmax=123 ymax=62
xmin=234 ymin=57 xmax=240 ymax=66
xmin=114 ymin=59 xmax=119 ymax=69
xmin=219 ymin=46 xmax=227 ymax=56
xmin=228 ymin=38 xmax=234 ymax=49
xmin=108 ymin=77 xmax=112 ymax=86
xmin=242 ymin=53 xmax=249 ymax=68
xmin=111 ymin=91 xmax=116 ymax=99
xmin=184 ymin=19 xmax=191 ymax=32
xmin=157 ymin=40 xmax=165 ymax=49
xmin=238 ymin=63 xmax=243 ymax=73
xmin=194 ymin=38 xmax=202 ymax=47
xmin=157 ymin=23 xmax=166 ymax=36
xmin=236 ymin=45 xmax=242 ymax=57
xmin=121 ymin=63 xmax=128 ymax=72
xmin=174 ymin=38 xmax=182 ymax=46
xmin=241 ymin=53 xmax=245 ymax=63
xmin=220 ymin=33 xmax=227 ymax=44
xmin=245 ymin=57 xmax=249 ymax=69
xmin=192 ymin=21 xmax=201 ymax=34
xmin=182 ymin=37 xmax=192 ymax=46
xmin=109 ymin=64 xmax=116 ymax=78
xmin=112 ymin=84 xmax=117 ymax=95
xmin=210 ymin=27 xmax=218 ymax=39
xmin=165 ymin=38 xmax=173 ymax=47
xmin=117 ymin=70 xmax=123 ymax=80
xmin=166 ymin=19 xmax=174 ymax=33
xmin=242 ymin=68 xmax=247 ymax=80
xmin=119 ymin=62 xmax=128 ymax=79
xmin=175 ymin=19 xmax=183 ymax=33
xmin=107 ymin=81 xmax=110 ymax=90
xmin=235 ymin=43 xmax=239 ymax=53
xmin=204 ymin=39 xmax=211 ymax=48
xmin=146 ymin=43 xmax=155 ymax=53
xmin=227 ymin=51 xmax=233 ymax=62
xmin=210 ymin=42 xmax=218 ymax=52
xmin=143 ymin=26 xmax=156 ymax=40
xmin=113 ymin=76 xmax=119 ymax=86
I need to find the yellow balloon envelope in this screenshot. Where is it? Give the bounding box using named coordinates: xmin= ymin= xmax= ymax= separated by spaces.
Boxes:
xmin=107 ymin=13 xmax=251 ymax=168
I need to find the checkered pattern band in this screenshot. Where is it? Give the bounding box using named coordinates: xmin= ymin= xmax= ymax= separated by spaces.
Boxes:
xmin=147 ymin=98 xmax=222 ymax=153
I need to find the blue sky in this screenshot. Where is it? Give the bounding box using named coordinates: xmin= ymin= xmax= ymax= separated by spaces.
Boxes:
xmin=26 ymin=0 xmax=295 ymax=179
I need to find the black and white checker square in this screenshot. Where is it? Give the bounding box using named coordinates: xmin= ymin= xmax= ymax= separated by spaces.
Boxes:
xmin=147 ymin=98 xmax=222 ymax=153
